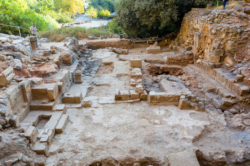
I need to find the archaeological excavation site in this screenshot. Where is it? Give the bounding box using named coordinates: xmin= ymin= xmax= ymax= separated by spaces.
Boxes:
xmin=3 ymin=2 xmax=250 ymax=166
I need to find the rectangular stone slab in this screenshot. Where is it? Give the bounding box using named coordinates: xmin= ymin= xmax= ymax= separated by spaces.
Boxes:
xmin=55 ymin=114 xmax=69 ymax=134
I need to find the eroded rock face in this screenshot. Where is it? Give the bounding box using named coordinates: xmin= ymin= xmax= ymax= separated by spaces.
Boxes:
xmin=174 ymin=7 xmax=250 ymax=63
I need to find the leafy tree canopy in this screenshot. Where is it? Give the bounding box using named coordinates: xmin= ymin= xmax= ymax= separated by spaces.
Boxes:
xmin=116 ymin=0 xmax=216 ymax=37
xmin=0 ymin=0 xmax=58 ymax=35
xmin=89 ymin=0 xmax=115 ymax=13
xmin=86 ymin=6 xmax=98 ymax=18
xmin=98 ymin=9 xmax=111 ymax=17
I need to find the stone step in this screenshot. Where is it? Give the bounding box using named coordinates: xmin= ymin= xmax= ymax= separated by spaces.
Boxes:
xmin=62 ymin=92 xmax=82 ymax=104
xmin=31 ymin=83 xmax=59 ymax=101
xmin=25 ymin=125 xmax=37 ymax=143
xmin=55 ymin=114 xmax=69 ymax=134
xmin=32 ymin=142 xmax=49 ymax=156
xmin=53 ymin=104 xmax=67 ymax=114
xmin=30 ymin=100 xmax=56 ymax=111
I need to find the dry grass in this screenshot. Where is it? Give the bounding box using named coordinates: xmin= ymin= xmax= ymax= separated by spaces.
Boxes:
xmin=40 ymin=26 xmax=112 ymax=42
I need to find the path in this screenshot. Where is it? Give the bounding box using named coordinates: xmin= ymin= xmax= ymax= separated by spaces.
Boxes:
xmin=73 ymin=14 xmax=111 ymax=29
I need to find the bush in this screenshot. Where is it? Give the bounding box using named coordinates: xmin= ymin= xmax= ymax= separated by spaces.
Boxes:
xmin=86 ymin=6 xmax=98 ymax=20
xmin=98 ymin=9 xmax=111 ymax=17
xmin=108 ymin=19 xmax=124 ymax=34
xmin=40 ymin=26 xmax=112 ymax=41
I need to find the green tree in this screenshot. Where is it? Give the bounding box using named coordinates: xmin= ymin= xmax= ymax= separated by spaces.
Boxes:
xmin=86 ymin=6 xmax=98 ymax=22
xmin=90 ymin=0 xmax=115 ymax=12
xmin=0 ymin=0 xmax=58 ymax=35
xmin=116 ymin=0 xmax=216 ymax=37
xmin=53 ymin=0 xmax=85 ymax=16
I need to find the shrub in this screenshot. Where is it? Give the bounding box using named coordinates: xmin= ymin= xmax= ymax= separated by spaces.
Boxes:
xmin=108 ymin=19 xmax=124 ymax=34
xmin=40 ymin=27 xmax=112 ymax=42
xmin=98 ymin=9 xmax=111 ymax=17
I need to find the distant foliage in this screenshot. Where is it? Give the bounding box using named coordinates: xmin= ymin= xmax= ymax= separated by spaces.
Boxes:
xmin=86 ymin=6 xmax=98 ymax=19
xmin=54 ymin=0 xmax=85 ymax=16
xmin=0 ymin=0 xmax=58 ymax=35
xmin=108 ymin=19 xmax=124 ymax=34
xmin=89 ymin=0 xmax=116 ymax=13
xmin=98 ymin=9 xmax=111 ymax=17
xmin=25 ymin=0 xmax=84 ymax=23
xmin=116 ymin=0 xmax=217 ymax=37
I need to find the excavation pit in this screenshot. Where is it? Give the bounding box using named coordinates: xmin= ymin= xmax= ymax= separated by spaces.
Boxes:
xmin=148 ymin=65 xmax=184 ymax=77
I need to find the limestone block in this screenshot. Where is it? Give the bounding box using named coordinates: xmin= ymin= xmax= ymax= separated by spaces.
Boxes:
xmin=61 ymin=53 xmax=72 ymax=64
xmin=135 ymin=84 xmax=144 ymax=94
xmin=40 ymin=135 xmax=49 ymax=143
xmin=120 ymin=90 xmax=130 ymax=100
xmin=146 ymin=46 xmax=161 ymax=54
xmin=10 ymin=59 xmax=22 ymax=70
xmin=55 ymin=114 xmax=69 ymax=134
xmin=236 ymin=75 xmax=244 ymax=82
xmin=222 ymin=98 xmax=234 ymax=107
xmin=213 ymin=49 xmax=224 ymax=57
xmin=224 ymin=56 xmax=236 ymax=66
xmin=53 ymin=104 xmax=67 ymax=114
xmin=130 ymin=78 xmax=136 ymax=87
xmin=75 ymin=70 xmax=82 ymax=84
xmin=140 ymin=90 xmax=148 ymax=101
xmin=50 ymin=45 xmax=57 ymax=50
xmin=50 ymin=49 xmax=56 ymax=54
xmin=82 ymin=99 xmax=92 ymax=107
xmin=130 ymin=90 xmax=140 ymax=100
xmin=57 ymin=82 xmax=63 ymax=91
xmin=9 ymin=115 xmax=20 ymax=128
xmin=0 ymin=66 xmax=15 ymax=87
xmin=207 ymin=4 xmax=212 ymax=9
xmin=244 ymin=7 xmax=250 ymax=14
xmin=75 ymin=93 xmax=82 ymax=103
xmin=47 ymin=85 xmax=59 ymax=101
xmin=62 ymin=93 xmax=82 ymax=104
xmin=46 ymin=129 xmax=55 ymax=143
xmin=131 ymin=68 xmax=142 ymax=79
xmin=115 ymin=89 xmax=121 ymax=101
xmin=42 ymin=50 xmax=51 ymax=56
xmin=0 ymin=55 xmax=6 ymax=61
xmin=130 ymin=59 xmax=142 ymax=68
xmin=209 ymin=54 xmax=220 ymax=63
xmin=179 ymin=97 xmax=191 ymax=110
xmin=25 ymin=125 xmax=37 ymax=143
xmin=32 ymin=142 xmax=49 ymax=156
xmin=238 ymin=85 xmax=249 ymax=96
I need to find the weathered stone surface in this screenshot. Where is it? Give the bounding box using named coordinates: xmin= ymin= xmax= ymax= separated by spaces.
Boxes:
xmin=0 ymin=66 xmax=15 ymax=87
xmin=244 ymin=7 xmax=250 ymax=14
xmin=10 ymin=59 xmax=22 ymax=69
xmin=213 ymin=49 xmax=224 ymax=57
xmin=209 ymin=54 xmax=220 ymax=63
xmin=130 ymin=59 xmax=142 ymax=68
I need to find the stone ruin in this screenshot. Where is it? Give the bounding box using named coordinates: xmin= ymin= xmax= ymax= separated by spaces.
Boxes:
xmin=2 ymin=2 xmax=250 ymax=166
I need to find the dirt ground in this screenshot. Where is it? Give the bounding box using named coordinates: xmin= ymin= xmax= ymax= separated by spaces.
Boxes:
xmin=43 ymin=48 xmax=249 ymax=166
